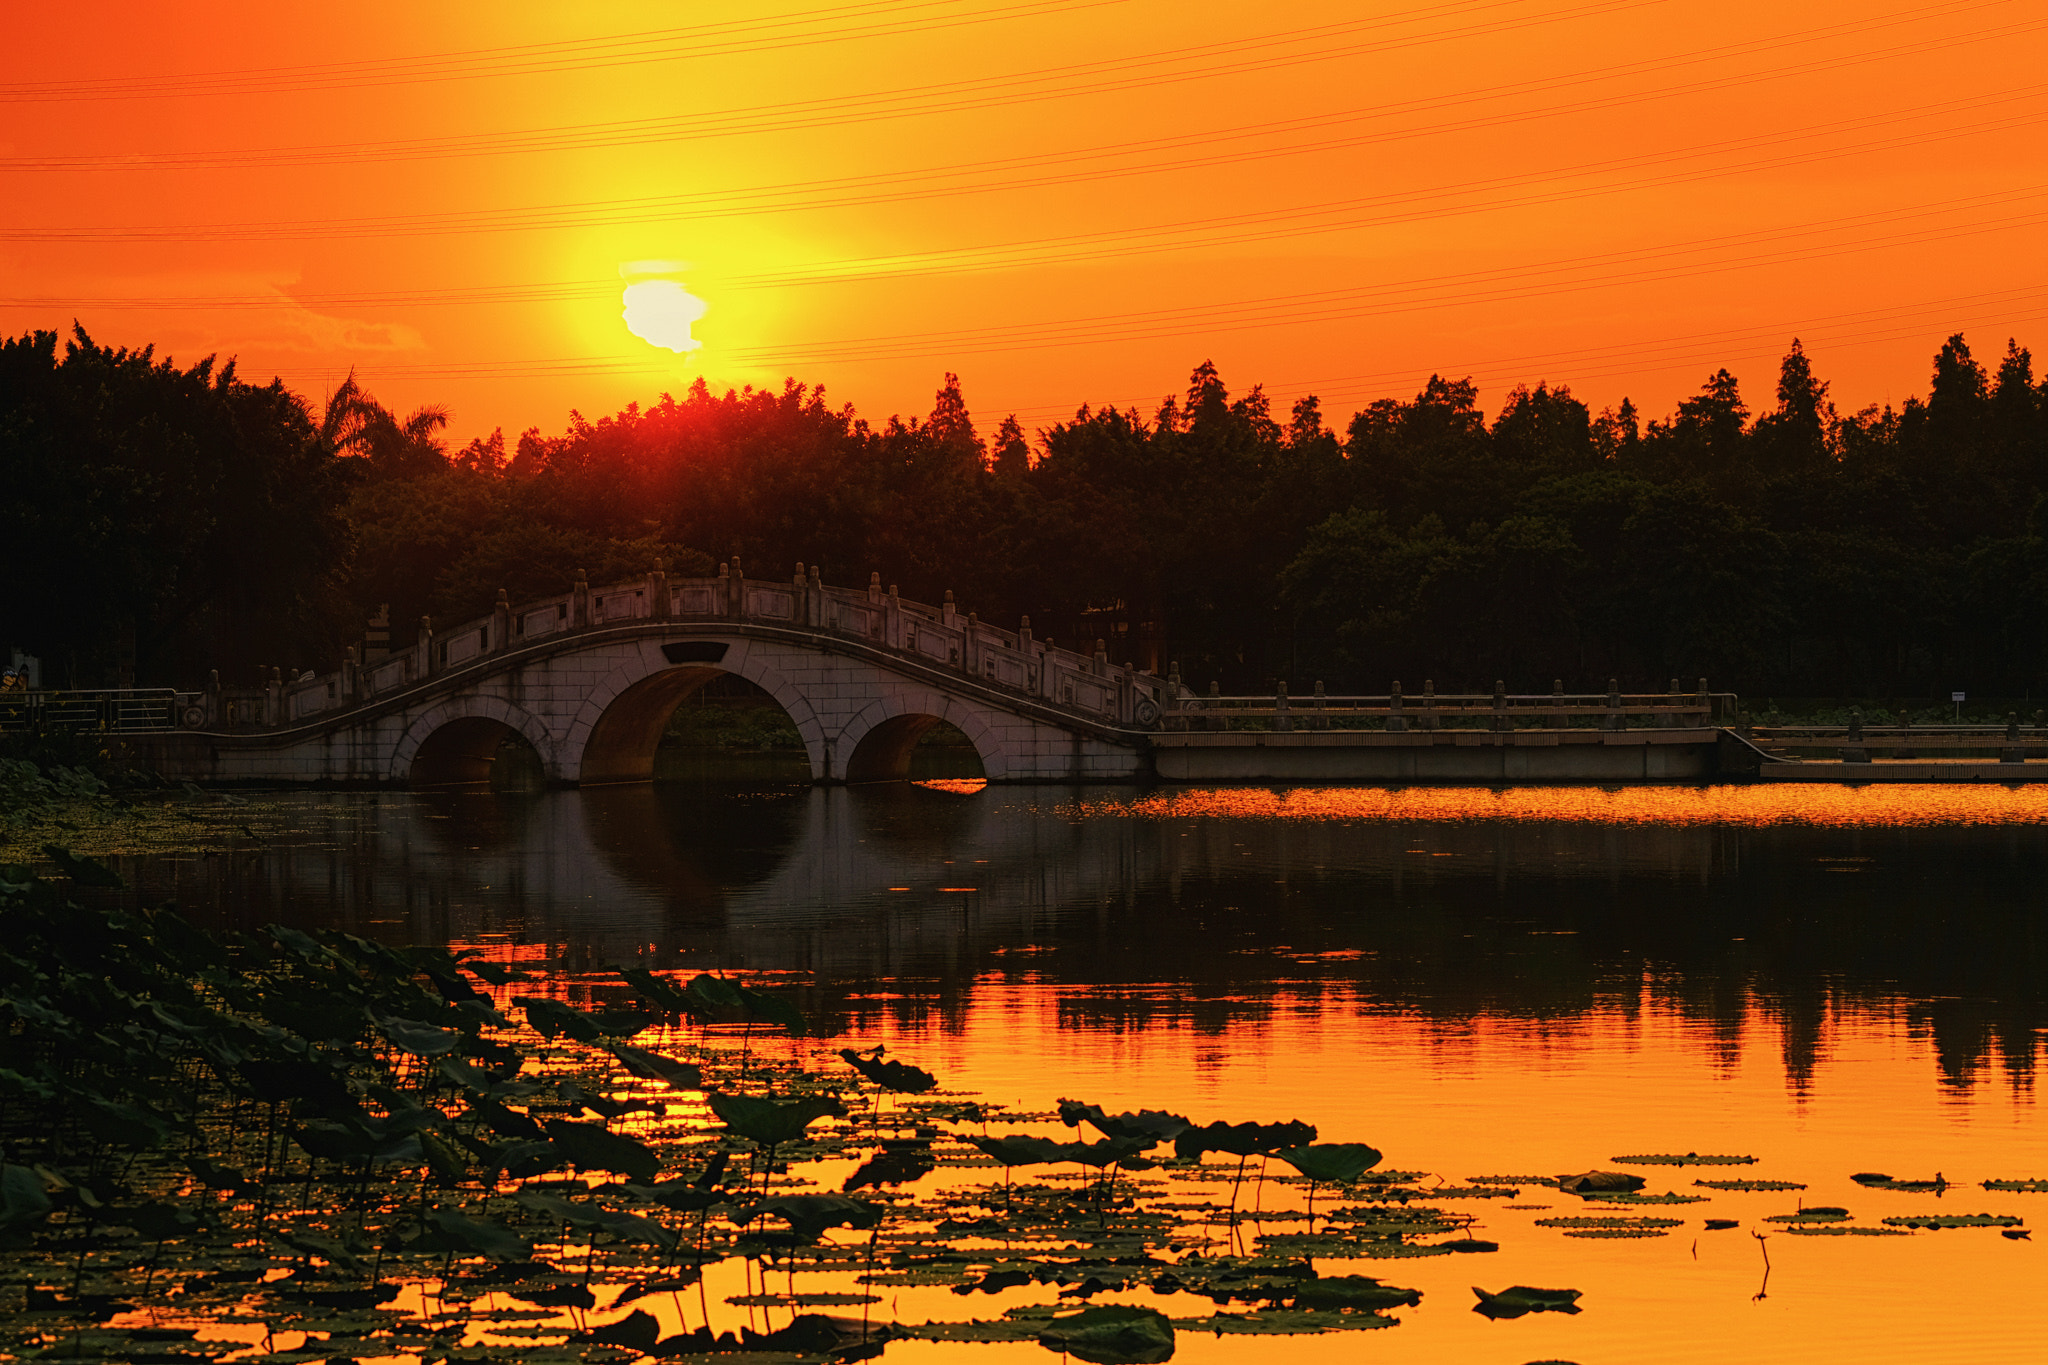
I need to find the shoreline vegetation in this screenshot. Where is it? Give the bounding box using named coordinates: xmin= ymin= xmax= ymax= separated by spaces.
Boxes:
xmin=12 ymin=327 xmax=2048 ymax=702
xmin=2 ymin=854 xmax=2037 ymax=1365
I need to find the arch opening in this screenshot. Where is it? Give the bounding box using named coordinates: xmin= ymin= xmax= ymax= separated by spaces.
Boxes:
xmin=845 ymin=715 xmax=988 ymax=783
xmin=584 ymin=666 xmax=815 ymax=785
xmin=655 ymin=672 xmax=813 ymax=783
xmin=410 ymin=717 xmax=544 ymax=791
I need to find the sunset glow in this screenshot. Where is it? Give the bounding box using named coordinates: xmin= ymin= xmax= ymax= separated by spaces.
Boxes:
xmin=11 ymin=1 xmax=2048 ymax=437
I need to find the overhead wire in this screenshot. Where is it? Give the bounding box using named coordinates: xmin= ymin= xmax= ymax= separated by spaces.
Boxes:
xmin=3 ymin=0 xmax=2004 ymax=169
xmin=0 ymin=0 xmax=1141 ymax=101
xmin=7 ymin=3 xmax=2040 ymax=262
xmin=9 ymin=83 xmax=2043 ymax=288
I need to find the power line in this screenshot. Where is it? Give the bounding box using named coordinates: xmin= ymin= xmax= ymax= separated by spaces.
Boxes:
xmin=7 ymin=7 xmax=2037 ymax=256
xmin=12 ymin=82 xmax=2046 ymax=307
xmin=0 ymin=0 xmax=1138 ymax=101
xmin=5 ymin=0 xmax=1999 ymax=170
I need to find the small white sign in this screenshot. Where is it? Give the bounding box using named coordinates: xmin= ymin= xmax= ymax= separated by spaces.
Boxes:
xmin=1952 ymin=691 xmax=1966 ymax=702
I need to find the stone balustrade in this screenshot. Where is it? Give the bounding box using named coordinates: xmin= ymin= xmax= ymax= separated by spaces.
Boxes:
xmin=172 ymin=563 xmax=1168 ymax=735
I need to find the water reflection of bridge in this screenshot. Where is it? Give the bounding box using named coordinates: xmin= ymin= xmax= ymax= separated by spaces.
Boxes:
xmin=134 ymin=784 xmax=2047 ymax=1093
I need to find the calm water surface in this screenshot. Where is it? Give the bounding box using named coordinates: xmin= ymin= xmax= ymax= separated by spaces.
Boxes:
xmin=110 ymin=782 xmax=2048 ymax=1364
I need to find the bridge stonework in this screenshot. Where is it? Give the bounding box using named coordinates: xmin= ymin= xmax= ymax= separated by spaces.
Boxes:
xmin=136 ymin=570 xmax=1163 ymax=786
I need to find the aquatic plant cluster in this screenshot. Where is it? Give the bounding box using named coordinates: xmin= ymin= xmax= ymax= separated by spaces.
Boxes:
xmin=0 ymin=854 xmax=2034 ymax=1364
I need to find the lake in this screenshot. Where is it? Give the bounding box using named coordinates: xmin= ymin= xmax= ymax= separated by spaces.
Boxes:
xmin=103 ymin=780 xmax=2048 ymax=1363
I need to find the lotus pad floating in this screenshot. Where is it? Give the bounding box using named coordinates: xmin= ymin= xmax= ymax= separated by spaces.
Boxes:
xmin=1881 ymin=1214 xmax=2024 ymax=1229
xmin=1695 ymin=1179 xmax=1808 ymax=1191
xmin=1611 ymin=1153 xmax=1758 ymax=1166
xmin=1175 ymin=1309 xmax=1399 ymax=1334
xmin=1577 ymin=1191 xmax=1709 ymax=1204
xmin=1535 ymin=1216 xmax=1684 ymax=1228
xmin=1288 ymin=1275 xmax=1422 ymax=1311
xmin=1472 ymin=1285 xmax=1583 ymax=1319
xmin=1767 ymin=1208 xmax=1851 ymax=1223
xmin=1558 ymin=1171 xmax=1645 ymax=1194
xmin=1781 ymin=1225 xmax=1912 ymax=1236
xmin=1036 ymin=1305 xmax=1177 ymax=1364
xmin=1984 ymin=1179 xmax=2048 ymax=1192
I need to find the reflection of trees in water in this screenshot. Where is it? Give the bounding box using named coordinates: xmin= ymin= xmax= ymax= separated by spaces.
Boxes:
xmin=805 ymin=815 xmax=2047 ymax=1097
xmin=105 ymin=785 xmax=2048 ymax=1094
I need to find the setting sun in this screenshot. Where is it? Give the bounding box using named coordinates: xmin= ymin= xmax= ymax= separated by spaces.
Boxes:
xmin=620 ymin=278 xmax=707 ymax=355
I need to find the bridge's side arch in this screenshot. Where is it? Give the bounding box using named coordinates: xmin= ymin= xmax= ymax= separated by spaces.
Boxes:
xmin=391 ymin=696 xmax=556 ymax=787
xmin=564 ymin=639 xmax=829 ymax=784
xmin=837 ymin=688 xmax=1007 ymax=783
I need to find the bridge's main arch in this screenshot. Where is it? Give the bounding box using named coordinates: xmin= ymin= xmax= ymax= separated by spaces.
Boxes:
xmin=566 ymin=638 xmax=829 ymax=785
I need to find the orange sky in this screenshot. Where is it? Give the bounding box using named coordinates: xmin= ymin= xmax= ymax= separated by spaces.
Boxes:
xmin=8 ymin=0 xmax=2048 ymax=444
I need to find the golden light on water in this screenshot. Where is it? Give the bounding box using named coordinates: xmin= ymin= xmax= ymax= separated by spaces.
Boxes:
xmin=620 ymin=277 xmax=707 ymax=354
xmin=1075 ymin=783 xmax=2048 ymax=828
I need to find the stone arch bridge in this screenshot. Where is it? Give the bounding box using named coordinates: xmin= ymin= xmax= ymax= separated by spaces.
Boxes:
xmin=135 ymin=567 xmax=1165 ymax=786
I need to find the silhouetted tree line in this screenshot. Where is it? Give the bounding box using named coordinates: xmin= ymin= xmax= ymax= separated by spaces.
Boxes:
xmin=9 ymin=322 xmax=2048 ymax=698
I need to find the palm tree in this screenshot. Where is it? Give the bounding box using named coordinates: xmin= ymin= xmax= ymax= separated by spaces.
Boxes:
xmin=321 ymin=370 xmax=450 ymax=476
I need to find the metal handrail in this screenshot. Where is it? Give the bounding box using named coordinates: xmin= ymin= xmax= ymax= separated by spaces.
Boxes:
xmin=0 ymin=688 xmax=179 ymax=733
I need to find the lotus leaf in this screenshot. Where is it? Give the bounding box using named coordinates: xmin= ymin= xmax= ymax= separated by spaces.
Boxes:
xmin=1471 ymin=1285 xmax=1582 ymax=1319
xmin=1289 ymin=1275 xmax=1420 ymax=1311
xmin=1036 ymin=1305 xmax=1176 ymax=1364
xmin=844 ymin=1146 xmax=936 ymax=1191
xmin=1176 ymin=1119 xmax=1317 ymax=1159
xmin=735 ymin=985 xmax=808 ymax=1035
xmin=1176 ymin=1309 xmax=1397 ymax=1334
xmin=1535 ymin=1216 xmax=1682 ymax=1228
xmin=419 ymin=1208 xmax=531 ymax=1262
xmin=0 ymin=1165 xmax=51 ymax=1232
xmin=1767 ymin=1208 xmax=1849 ymax=1223
xmin=1984 ymin=1179 xmax=2048 ymax=1192
xmin=1274 ymin=1143 xmax=1383 ymax=1185
xmin=1058 ymin=1101 xmax=1191 ymax=1144
xmin=41 ymin=845 xmax=123 ymax=888
xmin=1695 ymin=1179 xmax=1806 ymax=1191
xmin=902 ymin=1318 xmax=1046 ymax=1343
xmin=609 ymin=1043 xmax=703 ymax=1090
xmin=1611 ymin=1152 xmax=1757 ymax=1166
xmin=581 ymin=1308 xmax=659 ymax=1351
xmin=370 ymin=1014 xmax=461 ymax=1057
xmin=736 ymin=1194 xmax=882 ymax=1242
xmin=542 ymin=1118 xmax=660 ymax=1181
xmin=1557 ymin=1170 xmax=1645 ymax=1194
xmin=511 ymin=995 xmax=608 ymax=1044
xmin=616 ymin=966 xmax=702 ymax=1017
xmin=1881 ymin=1213 xmax=2024 ymax=1229
xmin=839 ymin=1047 xmax=938 ymax=1093
xmin=706 ymin=1091 xmax=848 ymax=1149
xmin=685 ymin=973 xmax=746 ymax=1011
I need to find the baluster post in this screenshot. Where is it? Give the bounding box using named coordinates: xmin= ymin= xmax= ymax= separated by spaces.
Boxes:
xmin=1387 ymin=680 xmax=1406 ymax=732
xmin=1843 ymin=708 xmax=1870 ymax=763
